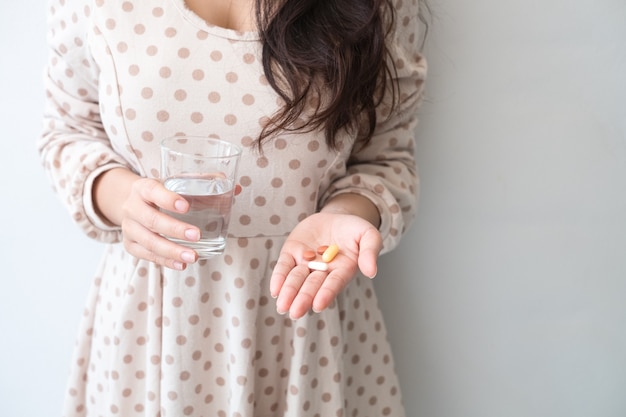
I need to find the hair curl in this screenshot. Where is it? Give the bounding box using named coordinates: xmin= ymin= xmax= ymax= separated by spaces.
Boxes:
xmin=255 ymin=0 xmax=419 ymax=150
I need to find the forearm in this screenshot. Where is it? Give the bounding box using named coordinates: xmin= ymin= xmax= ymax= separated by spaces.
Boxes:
xmin=320 ymin=193 xmax=381 ymax=229
xmin=92 ymin=167 xmax=141 ymax=227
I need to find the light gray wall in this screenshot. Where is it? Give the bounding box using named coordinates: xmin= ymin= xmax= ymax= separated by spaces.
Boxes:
xmin=0 ymin=3 xmax=104 ymax=414
xmin=1 ymin=1 xmax=625 ymax=416
xmin=375 ymin=1 xmax=626 ymax=416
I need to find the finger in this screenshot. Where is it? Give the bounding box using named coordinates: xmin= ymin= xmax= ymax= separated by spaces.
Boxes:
xmin=126 ymin=197 xmax=200 ymax=243
xmin=312 ymin=272 xmax=351 ymax=313
xmin=126 ymin=178 xmax=200 ymax=241
xmin=136 ymin=178 xmax=191 ymax=214
xmin=357 ymin=228 xmax=383 ymax=278
xmin=124 ymin=239 xmax=188 ymax=271
xmin=289 ymin=270 xmax=328 ymax=319
xmin=274 ymin=264 xmax=311 ymax=315
xmin=269 ymin=253 xmax=296 ymax=298
xmin=123 ymin=218 xmax=198 ymax=267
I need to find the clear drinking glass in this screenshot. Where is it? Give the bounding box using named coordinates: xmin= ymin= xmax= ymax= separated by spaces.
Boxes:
xmin=160 ymin=136 xmax=242 ymax=258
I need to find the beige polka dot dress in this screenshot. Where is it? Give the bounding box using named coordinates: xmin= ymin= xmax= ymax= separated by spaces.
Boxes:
xmin=39 ymin=0 xmax=426 ymax=416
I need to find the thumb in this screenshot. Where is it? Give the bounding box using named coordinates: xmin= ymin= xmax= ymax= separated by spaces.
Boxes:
xmin=357 ymin=228 xmax=383 ymax=278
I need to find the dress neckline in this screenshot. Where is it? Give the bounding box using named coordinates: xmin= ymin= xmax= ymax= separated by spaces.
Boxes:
xmin=169 ymin=0 xmax=261 ymax=41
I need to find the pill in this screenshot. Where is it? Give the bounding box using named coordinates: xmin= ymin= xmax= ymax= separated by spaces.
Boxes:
xmin=321 ymin=244 xmax=339 ymax=263
xmin=316 ymin=245 xmax=329 ymax=255
xmin=307 ymin=261 xmax=329 ymax=272
xmin=303 ymin=250 xmax=316 ymax=261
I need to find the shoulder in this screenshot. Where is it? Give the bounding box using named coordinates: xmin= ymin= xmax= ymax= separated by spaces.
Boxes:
xmin=390 ymin=0 xmax=427 ymax=47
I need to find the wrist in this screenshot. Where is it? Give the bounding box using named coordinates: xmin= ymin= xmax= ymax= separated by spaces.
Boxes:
xmin=93 ymin=167 xmax=140 ymax=226
xmin=321 ymin=193 xmax=381 ymax=228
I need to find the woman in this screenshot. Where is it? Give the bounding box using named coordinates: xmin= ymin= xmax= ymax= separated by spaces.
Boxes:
xmin=39 ymin=0 xmax=427 ymax=415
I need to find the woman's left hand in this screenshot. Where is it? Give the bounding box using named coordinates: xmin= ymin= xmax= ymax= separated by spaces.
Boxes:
xmin=270 ymin=212 xmax=383 ymax=319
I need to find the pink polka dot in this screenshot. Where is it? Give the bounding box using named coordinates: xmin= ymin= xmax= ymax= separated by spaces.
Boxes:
xmin=157 ymin=110 xmax=170 ymax=121
xmin=191 ymin=112 xmax=204 ymax=123
xmin=192 ymin=69 xmax=205 ymax=80
xmin=141 ymin=87 xmax=153 ymax=99
xmin=208 ymin=92 xmax=221 ymax=103
xmin=224 ymin=114 xmax=237 ymax=125
xmin=242 ymin=94 xmax=255 ymax=105
xmin=159 ymin=66 xmax=172 ymax=78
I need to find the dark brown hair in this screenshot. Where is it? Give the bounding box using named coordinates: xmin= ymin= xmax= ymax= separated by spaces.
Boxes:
xmin=255 ymin=0 xmax=405 ymax=150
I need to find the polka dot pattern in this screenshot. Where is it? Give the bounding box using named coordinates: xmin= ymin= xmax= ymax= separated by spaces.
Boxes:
xmin=40 ymin=0 xmax=426 ymax=416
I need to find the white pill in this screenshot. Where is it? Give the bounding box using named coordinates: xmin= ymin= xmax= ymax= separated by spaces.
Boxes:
xmin=307 ymin=261 xmax=329 ymax=271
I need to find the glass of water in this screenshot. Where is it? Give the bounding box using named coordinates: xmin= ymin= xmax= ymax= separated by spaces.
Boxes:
xmin=160 ymin=136 xmax=242 ymax=258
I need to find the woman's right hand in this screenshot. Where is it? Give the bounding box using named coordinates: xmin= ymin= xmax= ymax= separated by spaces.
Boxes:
xmin=93 ymin=168 xmax=200 ymax=270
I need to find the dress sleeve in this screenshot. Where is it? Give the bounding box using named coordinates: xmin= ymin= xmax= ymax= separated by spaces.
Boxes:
xmin=38 ymin=0 xmax=128 ymax=243
xmin=319 ymin=8 xmax=427 ymax=254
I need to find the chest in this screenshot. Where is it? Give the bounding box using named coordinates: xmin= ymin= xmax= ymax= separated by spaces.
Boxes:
xmin=85 ymin=0 xmax=354 ymax=209
xmin=184 ymin=0 xmax=255 ymax=31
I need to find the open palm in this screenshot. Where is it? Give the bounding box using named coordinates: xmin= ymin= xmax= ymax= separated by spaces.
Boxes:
xmin=270 ymin=212 xmax=383 ymax=319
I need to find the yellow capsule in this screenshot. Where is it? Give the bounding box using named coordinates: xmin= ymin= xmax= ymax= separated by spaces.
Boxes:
xmin=321 ymin=244 xmax=339 ymax=263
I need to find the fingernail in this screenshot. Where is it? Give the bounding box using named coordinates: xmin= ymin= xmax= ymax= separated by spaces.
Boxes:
xmin=174 ymin=199 xmax=187 ymax=212
xmin=173 ymin=261 xmax=185 ymax=270
xmin=184 ymin=229 xmax=200 ymax=241
xmin=181 ymin=251 xmax=196 ymax=263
